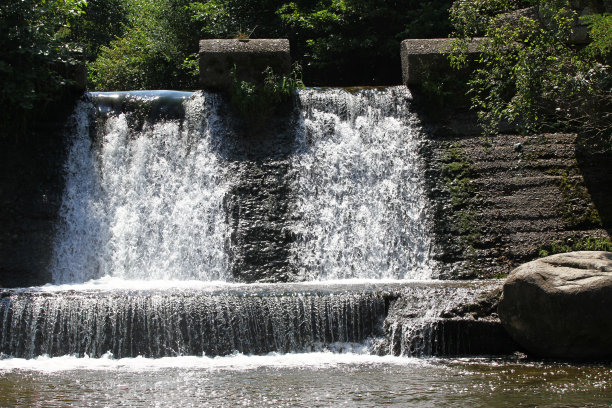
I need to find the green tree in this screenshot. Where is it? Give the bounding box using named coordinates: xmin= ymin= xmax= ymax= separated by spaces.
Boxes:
xmin=276 ymin=0 xmax=453 ymax=85
xmin=85 ymin=0 xmax=458 ymax=89
xmin=0 ymin=0 xmax=87 ymax=139
xmin=190 ymin=0 xmax=285 ymax=38
xmin=68 ymin=0 xmax=128 ymax=62
xmin=190 ymin=0 xmax=453 ymax=85
xmin=450 ymin=0 xmax=611 ymax=141
xmin=88 ymin=0 xmax=200 ymax=90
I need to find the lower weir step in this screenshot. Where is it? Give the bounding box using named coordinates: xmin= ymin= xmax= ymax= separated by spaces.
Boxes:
xmin=0 ymin=282 xmax=519 ymax=359
xmin=0 ymin=287 xmax=388 ymax=358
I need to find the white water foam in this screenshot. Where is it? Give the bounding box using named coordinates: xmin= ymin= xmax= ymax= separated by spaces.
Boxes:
xmin=50 ymin=87 xmax=435 ymax=284
xmin=0 ymin=350 xmax=423 ymax=372
xmin=26 ymin=277 xmax=444 ymax=293
xmin=290 ymin=87 xmax=435 ymax=280
xmin=51 ymin=92 xmax=230 ymax=283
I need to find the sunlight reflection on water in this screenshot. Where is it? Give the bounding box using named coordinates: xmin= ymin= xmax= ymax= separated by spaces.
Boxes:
xmin=0 ymin=354 xmax=611 ymax=407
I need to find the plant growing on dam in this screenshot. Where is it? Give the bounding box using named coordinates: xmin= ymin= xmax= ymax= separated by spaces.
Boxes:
xmin=449 ymin=0 xmax=611 ymax=142
xmin=229 ymin=64 xmax=304 ymax=123
xmin=538 ymin=237 xmax=612 ymax=257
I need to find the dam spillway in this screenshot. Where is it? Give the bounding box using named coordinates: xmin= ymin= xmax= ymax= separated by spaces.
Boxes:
xmin=51 ymin=87 xmax=434 ymax=284
xmin=0 ymin=281 xmax=506 ymax=359
xmin=0 ymin=87 xmax=506 ymax=361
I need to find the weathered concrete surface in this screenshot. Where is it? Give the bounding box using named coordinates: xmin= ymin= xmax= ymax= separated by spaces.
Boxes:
xmin=400 ymin=38 xmax=484 ymax=85
xmin=417 ymin=117 xmax=611 ymax=279
xmin=198 ymin=94 xmax=300 ymax=283
xmin=498 ymin=251 xmax=612 ymax=359
xmin=0 ymin=108 xmax=74 ymax=287
xmin=199 ymin=39 xmax=291 ymax=90
xmin=380 ymin=282 xmax=521 ymax=357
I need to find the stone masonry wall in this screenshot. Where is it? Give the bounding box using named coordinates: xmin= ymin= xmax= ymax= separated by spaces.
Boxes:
xmin=416 ymin=107 xmax=611 ymax=279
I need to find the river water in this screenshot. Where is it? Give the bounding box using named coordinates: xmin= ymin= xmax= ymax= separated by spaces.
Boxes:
xmin=3 ymin=88 xmax=610 ymax=406
xmin=1 ymin=353 xmax=610 ymax=407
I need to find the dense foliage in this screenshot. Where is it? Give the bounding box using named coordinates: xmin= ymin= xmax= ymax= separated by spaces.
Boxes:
xmin=86 ymin=0 xmax=454 ymax=89
xmin=276 ymin=0 xmax=453 ymax=84
xmin=87 ymin=0 xmax=200 ymax=90
xmin=68 ymin=0 xmax=128 ymax=62
xmin=3 ymin=0 xmax=456 ymax=105
xmin=450 ymin=0 xmax=611 ymax=141
xmin=7 ymin=0 xmax=610 ymax=144
xmin=0 ymin=0 xmax=86 ymax=138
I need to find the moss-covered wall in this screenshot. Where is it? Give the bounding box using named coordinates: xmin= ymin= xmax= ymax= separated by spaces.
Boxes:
xmin=416 ymin=104 xmax=611 ymax=279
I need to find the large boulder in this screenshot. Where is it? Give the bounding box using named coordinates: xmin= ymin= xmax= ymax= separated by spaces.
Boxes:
xmin=498 ymin=251 xmax=612 ymax=359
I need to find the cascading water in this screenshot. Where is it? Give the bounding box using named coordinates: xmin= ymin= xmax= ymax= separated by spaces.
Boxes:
xmin=290 ymin=88 xmax=434 ymax=280
xmin=51 ymin=87 xmax=434 ymax=284
xmin=51 ymin=91 xmax=230 ymax=283
xmin=0 ymin=87 xmax=487 ymax=361
xmin=0 ymin=286 xmax=388 ymax=358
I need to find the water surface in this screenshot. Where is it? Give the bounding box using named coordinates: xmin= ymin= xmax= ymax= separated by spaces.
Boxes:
xmin=0 ymin=354 xmax=610 ymax=407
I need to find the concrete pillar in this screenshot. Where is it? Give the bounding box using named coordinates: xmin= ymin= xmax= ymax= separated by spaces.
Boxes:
xmin=400 ymin=38 xmax=484 ymax=86
xmin=199 ymin=39 xmax=291 ymax=91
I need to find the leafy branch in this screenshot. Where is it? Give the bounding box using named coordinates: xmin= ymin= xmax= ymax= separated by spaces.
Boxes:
xmin=449 ymin=0 xmax=611 ymax=143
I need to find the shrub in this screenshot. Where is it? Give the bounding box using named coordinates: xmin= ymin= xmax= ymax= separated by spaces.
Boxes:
xmin=87 ymin=0 xmax=200 ymax=91
xmin=538 ymin=237 xmax=612 ymax=257
xmin=449 ymin=0 xmax=612 ymax=141
xmin=0 ymin=0 xmax=86 ymax=139
xmin=277 ymin=0 xmax=453 ymax=85
xmin=191 ymin=0 xmax=454 ymax=85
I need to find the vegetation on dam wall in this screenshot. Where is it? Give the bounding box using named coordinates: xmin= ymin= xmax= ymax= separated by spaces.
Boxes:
xmin=449 ymin=0 xmax=611 ymax=142
xmin=411 ymin=0 xmax=612 ymax=278
xmin=420 ymin=126 xmax=611 ymax=279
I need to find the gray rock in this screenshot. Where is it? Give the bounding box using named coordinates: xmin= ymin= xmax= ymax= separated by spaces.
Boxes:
xmin=498 ymin=251 xmax=612 ymax=359
xmin=199 ymin=39 xmax=291 ymax=91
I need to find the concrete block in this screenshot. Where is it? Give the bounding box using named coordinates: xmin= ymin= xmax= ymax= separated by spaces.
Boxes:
xmin=400 ymin=38 xmax=484 ymax=86
xmin=199 ymin=39 xmax=291 ymax=91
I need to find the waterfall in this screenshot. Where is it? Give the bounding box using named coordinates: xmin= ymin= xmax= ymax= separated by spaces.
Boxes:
xmin=51 ymin=91 xmax=231 ymax=283
xmin=0 ymin=282 xmax=505 ymax=359
xmin=0 ymin=87 xmax=457 ymax=360
xmin=291 ymin=88 xmax=434 ymax=280
xmin=379 ymin=282 xmax=505 ymax=357
xmin=50 ymin=87 xmax=433 ymax=284
xmin=0 ymin=287 xmax=388 ymax=358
